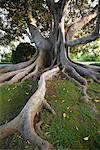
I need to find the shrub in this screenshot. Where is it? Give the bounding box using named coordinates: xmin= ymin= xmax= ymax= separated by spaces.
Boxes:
xmin=12 ymin=42 xmax=36 ymax=64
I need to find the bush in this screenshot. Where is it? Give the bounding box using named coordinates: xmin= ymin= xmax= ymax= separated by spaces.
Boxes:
xmin=12 ymin=42 xmax=36 ymax=64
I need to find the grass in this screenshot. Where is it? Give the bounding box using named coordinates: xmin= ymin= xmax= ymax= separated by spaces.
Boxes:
xmin=0 ymin=80 xmax=38 ymax=150
xmin=0 ymin=77 xmax=100 ymax=149
xmin=41 ymin=78 xmax=100 ymax=150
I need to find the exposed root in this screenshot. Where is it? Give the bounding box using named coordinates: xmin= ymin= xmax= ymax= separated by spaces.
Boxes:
xmin=9 ymin=60 xmax=37 ymax=84
xmin=43 ymin=100 xmax=56 ymax=115
xmin=70 ymin=60 xmax=100 ymax=73
xmin=65 ymin=66 xmax=87 ymax=85
xmin=0 ymin=60 xmax=37 ymax=85
xmin=0 ymin=51 xmax=55 ymax=84
xmin=22 ymin=65 xmax=38 ymax=81
xmin=36 ymin=120 xmax=43 ymax=134
xmin=0 ymin=67 xmax=59 ymax=149
xmin=69 ymin=61 xmax=100 ymax=83
xmin=0 ymin=116 xmax=19 ymax=139
xmin=61 ymin=57 xmax=100 ymax=114
xmin=63 ymin=70 xmax=89 ymax=102
xmin=0 ymin=51 xmax=38 ymax=74
xmin=0 ymin=50 xmax=99 ymax=149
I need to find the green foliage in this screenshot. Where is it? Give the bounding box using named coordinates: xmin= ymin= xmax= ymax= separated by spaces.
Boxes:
xmin=1 ymin=52 xmax=12 ymax=63
xmin=71 ymin=39 xmax=100 ymax=62
xmin=12 ymin=42 xmax=36 ymax=63
xmin=77 ymin=53 xmax=100 ymax=62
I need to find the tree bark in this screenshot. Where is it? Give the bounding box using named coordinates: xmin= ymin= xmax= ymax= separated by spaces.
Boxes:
xmin=0 ymin=0 xmax=100 ymax=149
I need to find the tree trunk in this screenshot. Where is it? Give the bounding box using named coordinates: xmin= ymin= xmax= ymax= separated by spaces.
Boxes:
xmin=0 ymin=0 xmax=100 ymax=149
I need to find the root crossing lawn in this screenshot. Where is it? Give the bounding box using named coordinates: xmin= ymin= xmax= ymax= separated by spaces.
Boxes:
xmin=0 ymin=77 xmax=100 ymax=150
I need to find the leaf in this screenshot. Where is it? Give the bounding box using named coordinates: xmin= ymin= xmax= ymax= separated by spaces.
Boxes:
xmin=25 ymin=145 xmax=29 ymax=149
xmin=45 ymin=132 xmax=50 ymax=135
xmin=67 ymin=107 xmax=70 ymax=110
xmin=8 ymin=99 xmax=11 ymax=102
xmin=7 ymin=88 xmax=10 ymax=91
xmin=25 ymin=92 xmax=29 ymax=95
xmin=12 ymin=86 xmax=17 ymax=90
xmin=75 ymin=126 xmax=79 ymax=131
xmin=63 ymin=88 xmax=66 ymax=91
xmin=61 ymin=100 xmax=65 ymax=103
xmin=63 ymin=112 xmax=67 ymax=118
xmin=44 ymin=124 xmax=49 ymax=127
xmin=83 ymin=136 xmax=89 ymax=141
xmin=94 ymin=100 xmax=100 ymax=103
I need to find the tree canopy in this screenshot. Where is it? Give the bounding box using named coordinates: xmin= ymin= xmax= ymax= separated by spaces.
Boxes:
xmin=0 ymin=0 xmax=99 ymax=46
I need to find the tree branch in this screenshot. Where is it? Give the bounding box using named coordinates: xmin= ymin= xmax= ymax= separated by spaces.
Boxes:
xmin=66 ymin=12 xmax=97 ymax=40
xmin=65 ymin=33 xmax=100 ymax=46
xmin=95 ymin=0 xmax=100 ymax=34
xmin=46 ymin=0 xmax=55 ymax=15
xmin=26 ymin=0 xmax=51 ymax=52
xmin=65 ymin=0 xmax=100 ymax=46
xmin=46 ymin=0 xmax=67 ymax=25
xmin=27 ymin=0 xmax=37 ymax=27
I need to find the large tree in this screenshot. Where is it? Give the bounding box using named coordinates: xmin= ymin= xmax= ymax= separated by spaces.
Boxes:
xmin=0 ymin=0 xmax=100 ymax=149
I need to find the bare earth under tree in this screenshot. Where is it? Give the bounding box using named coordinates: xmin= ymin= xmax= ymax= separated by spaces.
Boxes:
xmin=0 ymin=0 xmax=100 ymax=149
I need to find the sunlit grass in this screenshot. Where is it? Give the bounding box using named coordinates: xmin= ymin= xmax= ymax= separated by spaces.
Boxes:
xmin=0 ymin=77 xmax=100 ymax=149
xmin=41 ymin=78 xmax=100 ymax=150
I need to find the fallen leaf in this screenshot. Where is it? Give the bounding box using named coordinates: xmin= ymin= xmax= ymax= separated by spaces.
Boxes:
xmin=94 ymin=100 xmax=100 ymax=103
xmin=12 ymin=86 xmax=17 ymax=90
xmin=45 ymin=132 xmax=50 ymax=135
xmin=63 ymin=112 xmax=67 ymax=118
xmin=75 ymin=126 xmax=79 ymax=131
xmin=61 ymin=100 xmax=65 ymax=103
xmin=25 ymin=92 xmax=29 ymax=95
xmin=7 ymin=88 xmax=10 ymax=91
xmin=67 ymin=107 xmax=70 ymax=110
xmin=25 ymin=145 xmax=29 ymax=149
xmin=8 ymin=99 xmax=11 ymax=102
xmin=83 ymin=136 xmax=89 ymax=141
xmin=63 ymin=88 xmax=66 ymax=91
xmin=44 ymin=124 xmax=49 ymax=127
xmin=53 ymin=95 xmax=56 ymax=98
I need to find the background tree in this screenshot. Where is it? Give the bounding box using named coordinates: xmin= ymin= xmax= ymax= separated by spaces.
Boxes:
xmin=0 ymin=0 xmax=100 ymax=149
xmin=12 ymin=42 xmax=36 ymax=63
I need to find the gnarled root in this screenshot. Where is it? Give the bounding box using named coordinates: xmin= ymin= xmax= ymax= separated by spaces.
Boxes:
xmin=0 ymin=67 xmax=59 ymax=149
xmin=62 ymin=59 xmax=100 ymax=113
xmin=0 ymin=54 xmax=43 ymax=85
xmin=0 ymin=50 xmax=38 ymax=74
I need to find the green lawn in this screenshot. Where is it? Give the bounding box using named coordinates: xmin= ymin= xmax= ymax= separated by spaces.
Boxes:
xmin=0 ymin=80 xmax=37 ymax=150
xmin=41 ymin=78 xmax=100 ymax=150
xmin=0 ymin=77 xmax=100 ymax=150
